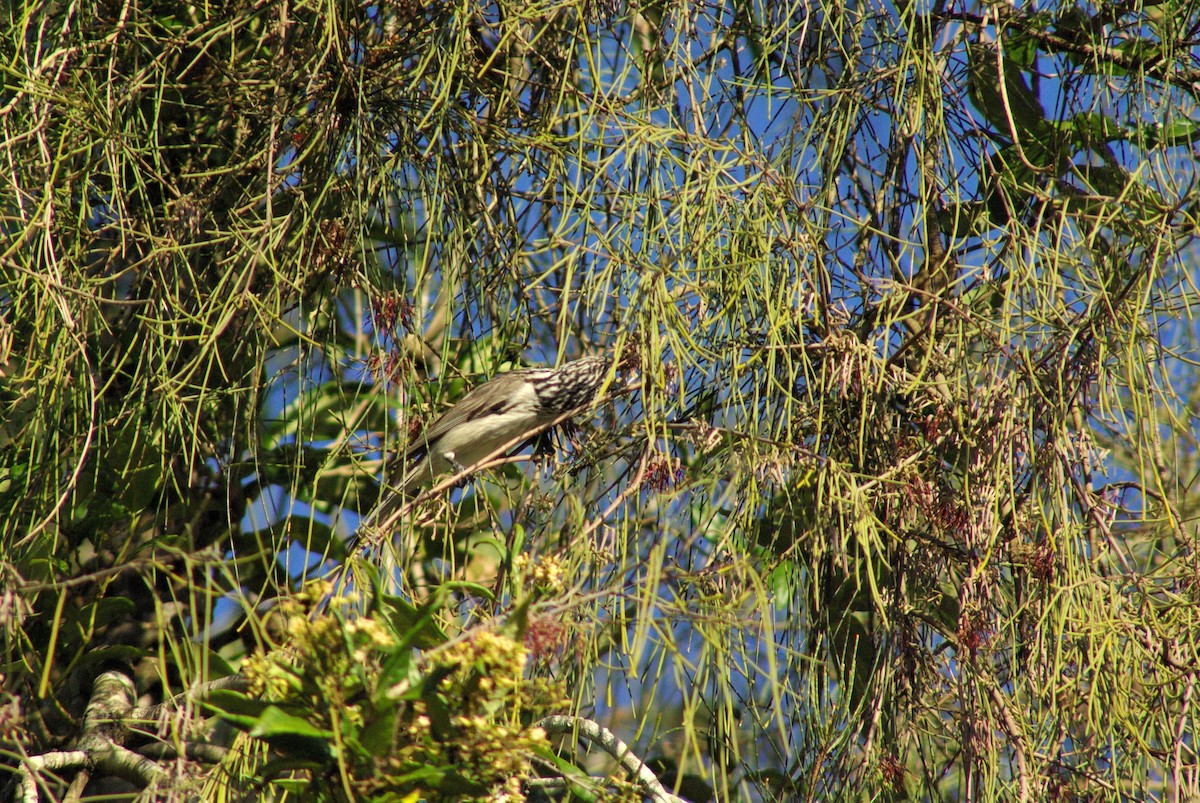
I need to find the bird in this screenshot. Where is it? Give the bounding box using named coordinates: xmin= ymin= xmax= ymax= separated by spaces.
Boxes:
xmin=352 ymin=354 xmax=612 ymax=543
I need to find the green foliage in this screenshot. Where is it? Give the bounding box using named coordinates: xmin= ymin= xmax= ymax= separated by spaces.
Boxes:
xmin=3 ymin=0 xmax=1200 ymax=801
xmin=205 ymin=581 xmax=565 ymax=801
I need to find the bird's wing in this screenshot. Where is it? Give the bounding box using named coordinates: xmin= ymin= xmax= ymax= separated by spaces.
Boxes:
xmin=389 ymin=370 xmax=531 ymax=466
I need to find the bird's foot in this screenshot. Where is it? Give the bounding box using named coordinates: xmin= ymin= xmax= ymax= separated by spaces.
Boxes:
xmin=444 ymin=452 xmax=474 ymax=487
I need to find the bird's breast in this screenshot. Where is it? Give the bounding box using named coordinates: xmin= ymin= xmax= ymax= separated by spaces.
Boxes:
xmin=429 ymin=406 xmax=543 ymax=470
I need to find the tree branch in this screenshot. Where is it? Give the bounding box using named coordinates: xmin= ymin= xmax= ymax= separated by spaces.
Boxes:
xmin=535 ymin=715 xmax=689 ymax=803
xmin=18 ymin=670 xmax=167 ymax=801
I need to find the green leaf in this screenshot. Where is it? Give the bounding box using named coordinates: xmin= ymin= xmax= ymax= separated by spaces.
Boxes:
xmin=422 ymin=688 xmax=455 ymax=742
xmin=435 ymin=770 xmax=489 ymax=796
xmin=376 ymin=640 xmax=418 ymax=692
xmin=387 ymin=765 xmax=449 ymax=788
xmin=1136 ymin=118 xmax=1200 ymax=149
xmin=531 ymin=746 xmax=602 ymax=802
xmin=433 ymin=581 xmax=496 ymax=603
xmin=195 ymin=644 xmax=237 ymax=679
xmin=355 ymin=698 xmax=400 ymax=755
xmin=251 ymin=706 xmax=334 ymax=739
xmin=1062 ymin=112 xmax=1126 ymax=148
xmin=204 ymin=689 xmax=275 ymax=725
xmin=250 ymin=706 xmax=335 ymax=760
xmin=258 ymin=757 xmax=329 ymax=785
xmin=79 ymin=596 xmax=138 ymax=629
xmin=507 ymin=524 xmax=525 ymax=557
xmin=75 ymin=644 xmax=144 ymax=669
xmin=380 ymin=594 xmax=448 ymax=650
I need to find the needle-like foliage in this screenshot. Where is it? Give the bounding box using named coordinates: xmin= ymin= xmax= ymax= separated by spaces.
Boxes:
xmin=3 ymin=0 xmax=1200 ymax=800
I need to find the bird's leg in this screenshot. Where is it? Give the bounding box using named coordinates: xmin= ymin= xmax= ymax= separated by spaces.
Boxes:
xmin=441 ymin=450 xmax=473 ymax=487
xmin=558 ymin=419 xmax=583 ymax=446
xmin=528 ymin=429 xmax=560 ymax=476
xmin=531 ymin=429 xmax=556 ymax=458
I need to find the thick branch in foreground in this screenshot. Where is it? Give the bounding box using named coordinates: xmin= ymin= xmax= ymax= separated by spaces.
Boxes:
xmin=535 ymin=715 xmax=689 ymax=803
xmin=17 ymin=670 xmax=166 ymax=802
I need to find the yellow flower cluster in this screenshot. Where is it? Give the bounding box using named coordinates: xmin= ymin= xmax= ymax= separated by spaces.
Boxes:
xmin=452 ymin=715 xmax=549 ymax=776
xmin=241 ymin=651 xmax=294 ymax=699
xmin=346 ymin=616 xmax=394 ymax=662
xmin=512 ymin=554 xmax=565 ymax=595
xmin=242 ymin=582 xmax=390 ymax=702
xmin=396 ymin=701 xmax=548 ymax=803
xmin=439 ymin=630 xmax=529 ymax=694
